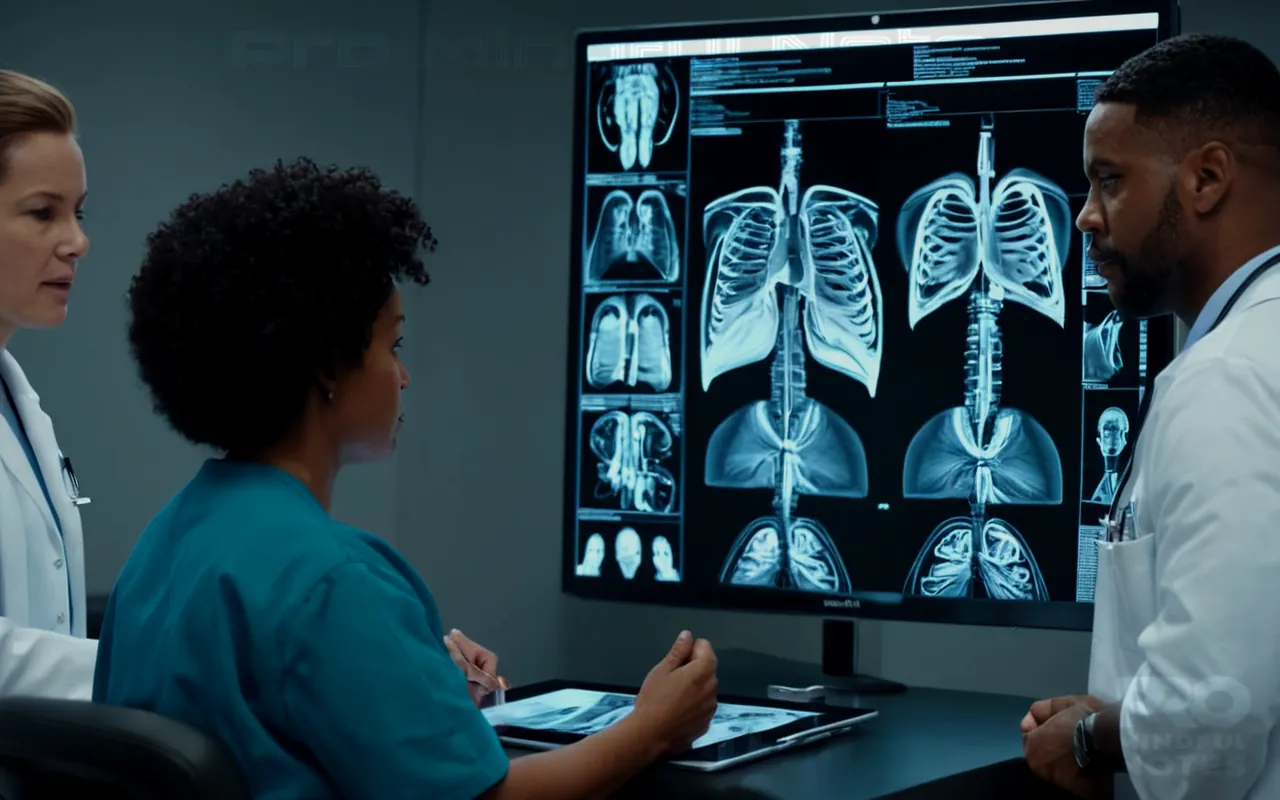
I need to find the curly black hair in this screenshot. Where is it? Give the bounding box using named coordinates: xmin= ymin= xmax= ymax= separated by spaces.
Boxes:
xmin=127 ymin=157 xmax=435 ymax=455
xmin=1097 ymin=34 xmax=1280 ymax=149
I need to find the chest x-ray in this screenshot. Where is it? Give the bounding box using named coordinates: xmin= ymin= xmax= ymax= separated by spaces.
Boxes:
xmin=586 ymin=294 xmax=673 ymax=392
xmin=1090 ymin=407 xmax=1129 ymax=504
xmin=586 ymin=189 xmax=681 ymax=285
xmin=483 ymin=689 xmax=819 ymax=750
xmin=597 ymin=62 xmax=680 ymax=171
xmin=699 ymin=120 xmax=883 ymax=597
xmin=898 ymin=116 xmax=1068 ymax=602
xmin=588 ymin=410 xmax=677 ymax=513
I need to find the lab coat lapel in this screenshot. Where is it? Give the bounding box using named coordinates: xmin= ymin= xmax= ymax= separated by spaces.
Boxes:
xmin=0 ymin=354 xmax=56 ymax=535
xmin=0 ymin=350 xmax=86 ymax=637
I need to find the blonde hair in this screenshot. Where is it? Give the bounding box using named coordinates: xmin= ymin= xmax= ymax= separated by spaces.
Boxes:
xmin=0 ymin=69 xmax=76 ymax=182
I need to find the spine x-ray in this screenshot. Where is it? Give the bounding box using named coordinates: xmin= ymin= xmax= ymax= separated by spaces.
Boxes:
xmin=897 ymin=116 xmax=1069 ymax=602
xmin=588 ymin=410 xmax=677 ymax=513
xmin=586 ymin=294 xmax=673 ymax=391
xmin=586 ymin=189 xmax=681 ymax=284
xmin=699 ymin=120 xmax=884 ymax=596
xmin=597 ymin=62 xmax=680 ymax=171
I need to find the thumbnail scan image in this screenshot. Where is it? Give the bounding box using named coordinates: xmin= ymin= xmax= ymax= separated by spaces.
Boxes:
xmin=585 ymin=187 xmax=681 ymax=285
xmin=898 ymin=115 xmax=1071 ymax=602
xmin=585 ymin=409 xmax=678 ymax=514
xmin=699 ymin=119 xmax=884 ymax=597
xmin=585 ymin=293 xmax=673 ymax=392
xmin=596 ymin=61 xmax=680 ymax=171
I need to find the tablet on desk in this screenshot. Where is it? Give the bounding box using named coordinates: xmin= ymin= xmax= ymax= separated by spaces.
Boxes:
xmin=481 ymin=679 xmax=878 ymax=772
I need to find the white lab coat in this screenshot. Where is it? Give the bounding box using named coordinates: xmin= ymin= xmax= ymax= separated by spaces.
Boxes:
xmin=0 ymin=350 xmax=96 ymax=699
xmin=1088 ymin=265 xmax=1280 ymax=799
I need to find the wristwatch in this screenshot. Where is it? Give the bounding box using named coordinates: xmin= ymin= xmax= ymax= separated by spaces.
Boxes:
xmin=1073 ymin=712 xmax=1098 ymax=770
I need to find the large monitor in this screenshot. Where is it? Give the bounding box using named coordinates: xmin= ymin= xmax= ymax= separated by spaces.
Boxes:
xmin=563 ymin=0 xmax=1180 ymax=635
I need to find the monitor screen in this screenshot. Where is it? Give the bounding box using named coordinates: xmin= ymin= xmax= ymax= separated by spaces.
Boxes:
xmin=562 ymin=0 xmax=1179 ymax=631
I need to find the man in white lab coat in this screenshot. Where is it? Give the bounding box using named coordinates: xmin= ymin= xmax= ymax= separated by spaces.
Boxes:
xmin=1021 ymin=33 xmax=1280 ymax=799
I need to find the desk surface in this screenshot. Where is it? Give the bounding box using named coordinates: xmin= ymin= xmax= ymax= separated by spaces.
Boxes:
xmin=503 ymin=648 xmax=1036 ymax=799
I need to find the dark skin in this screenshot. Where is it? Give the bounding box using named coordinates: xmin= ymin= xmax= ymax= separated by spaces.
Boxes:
xmin=1075 ymin=101 xmax=1280 ymax=326
xmin=1023 ymin=102 xmax=1280 ymax=796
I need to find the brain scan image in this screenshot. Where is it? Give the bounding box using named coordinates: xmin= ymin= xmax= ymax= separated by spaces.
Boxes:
xmin=596 ymin=61 xmax=680 ymax=172
xmin=615 ymin=527 xmax=642 ymax=579
xmin=585 ymin=293 xmax=675 ymax=393
xmin=652 ymin=535 xmax=680 ymax=582
xmin=699 ymin=119 xmax=881 ymax=597
xmin=585 ymin=187 xmax=682 ymax=285
xmin=585 ymin=409 xmax=678 ymax=514
xmin=1090 ymin=406 xmax=1129 ymax=504
xmin=898 ymin=115 xmax=1068 ymax=602
xmin=576 ymin=533 xmax=605 ymax=577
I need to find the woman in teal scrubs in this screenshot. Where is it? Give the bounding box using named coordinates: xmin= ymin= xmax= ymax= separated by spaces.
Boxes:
xmin=92 ymin=158 xmax=719 ymax=799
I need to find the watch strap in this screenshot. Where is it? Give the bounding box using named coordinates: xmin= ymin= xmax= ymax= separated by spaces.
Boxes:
xmin=1073 ymin=712 xmax=1098 ymax=770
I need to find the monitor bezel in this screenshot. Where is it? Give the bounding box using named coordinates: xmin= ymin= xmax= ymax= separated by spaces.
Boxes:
xmin=561 ymin=0 xmax=1181 ymax=633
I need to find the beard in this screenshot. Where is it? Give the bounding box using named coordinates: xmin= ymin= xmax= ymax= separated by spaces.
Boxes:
xmin=1100 ymin=187 xmax=1186 ymax=320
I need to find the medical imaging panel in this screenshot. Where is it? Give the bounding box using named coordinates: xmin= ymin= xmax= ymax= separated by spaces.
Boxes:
xmin=583 ymin=291 xmax=682 ymax=394
xmin=588 ymin=59 xmax=688 ymax=175
xmin=1082 ymin=284 xmax=1144 ymax=388
xmin=698 ymin=119 xmax=883 ymax=597
xmin=898 ymin=115 xmax=1069 ymax=603
xmin=584 ymin=183 xmax=686 ymax=286
xmin=575 ymin=519 xmax=682 ymax=583
xmin=1081 ymin=389 xmax=1139 ymax=508
xmin=580 ymin=395 xmax=682 ymax=515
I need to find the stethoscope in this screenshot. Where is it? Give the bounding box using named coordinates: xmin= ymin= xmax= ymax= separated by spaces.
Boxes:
xmin=60 ymin=452 xmax=90 ymax=506
xmin=1104 ymin=251 xmax=1280 ymax=541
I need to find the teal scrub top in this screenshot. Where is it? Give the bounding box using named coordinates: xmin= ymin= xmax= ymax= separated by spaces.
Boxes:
xmin=92 ymin=459 xmax=510 ymax=800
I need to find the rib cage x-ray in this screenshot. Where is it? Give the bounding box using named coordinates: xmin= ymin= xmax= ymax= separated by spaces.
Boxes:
xmin=597 ymin=62 xmax=680 ymax=171
xmin=898 ymin=117 xmax=1068 ymax=602
xmin=586 ymin=189 xmax=681 ymax=283
xmin=1090 ymin=407 xmax=1129 ymax=504
xmin=577 ymin=533 xmax=605 ymax=577
xmin=588 ymin=411 xmax=677 ymax=513
xmin=701 ymin=120 xmax=884 ymax=596
xmin=586 ymin=294 xmax=672 ymax=392
xmin=1083 ymin=310 xmax=1124 ymax=383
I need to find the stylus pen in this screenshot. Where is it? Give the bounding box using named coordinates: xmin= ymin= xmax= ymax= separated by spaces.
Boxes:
xmin=471 ymin=671 xmax=511 ymax=705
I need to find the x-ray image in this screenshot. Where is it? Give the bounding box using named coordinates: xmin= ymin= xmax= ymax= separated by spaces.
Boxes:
xmin=1082 ymin=232 xmax=1108 ymax=289
xmin=898 ymin=115 xmax=1070 ymax=602
xmin=483 ymin=689 xmax=819 ymax=750
xmin=588 ymin=59 xmax=687 ymax=174
xmin=1082 ymin=290 xmax=1142 ymax=388
xmin=697 ymin=119 xmax=882 ymax=597
xmin=1076 ymin=524 xmax=1104 ymax=603
xmin=577 ymin=532 xmax=606 ymax=577
xmin=615 ymin=527 xmax=642 ymax=578
xmin=1080 ymin=389 xmax=1141 ymax=511
xmin=584 ymin=183 xmax=685 ymax=285
xmin=584 ymin=291 xmax=681 ymax=394
xmin=580 ymin=403 xmax=682 ymax=515
xmin=652 ymin=535 xmax=681 ymax=582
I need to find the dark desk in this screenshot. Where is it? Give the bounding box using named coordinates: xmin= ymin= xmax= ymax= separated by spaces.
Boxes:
xmin=504 ymin=649 xmax=1068 ymax=799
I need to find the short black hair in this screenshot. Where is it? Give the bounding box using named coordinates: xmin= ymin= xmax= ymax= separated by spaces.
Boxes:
xmin=127 ymin=157 xmax=435 ymax=455
xmin=1097 ymin=33 xmax=1280 ymax=149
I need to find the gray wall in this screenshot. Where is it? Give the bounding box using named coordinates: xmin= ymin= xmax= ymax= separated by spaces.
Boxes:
xmin=0 ymin=0 xmax=1256 ymax=699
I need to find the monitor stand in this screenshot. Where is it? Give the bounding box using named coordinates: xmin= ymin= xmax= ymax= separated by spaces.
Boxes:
xmin=767 ymin=619 xmax=907 ymax=699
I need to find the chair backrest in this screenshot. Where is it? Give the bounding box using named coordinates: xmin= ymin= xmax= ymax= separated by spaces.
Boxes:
xmin=0 ymin=697 xmax=249 ymax=800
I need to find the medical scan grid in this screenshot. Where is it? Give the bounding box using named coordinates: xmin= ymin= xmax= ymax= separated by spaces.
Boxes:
xmin=566 ymin=8 xmax=1174 ymax=621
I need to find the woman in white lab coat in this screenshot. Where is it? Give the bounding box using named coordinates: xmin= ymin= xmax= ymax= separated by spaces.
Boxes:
xmin=0 ymin=69 xmax=96 ymax=699
xmin=1021 ymin=34 xmax=1280 ymax=800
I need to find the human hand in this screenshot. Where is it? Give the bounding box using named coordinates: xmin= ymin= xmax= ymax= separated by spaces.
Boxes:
xmin=1023 ymin=700 xmax=1112 ymax=798
xmin=632 ymin=631 xmax=719 ymax=755
xmin=444 ymin=628 xmax=509 ymax=707
xmin=1021 ymin=694 xmax=1104 ymax=735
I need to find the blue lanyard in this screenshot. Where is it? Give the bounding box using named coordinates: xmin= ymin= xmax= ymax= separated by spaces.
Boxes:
xmin=1106 ymin=252 xmax=1280 ymax=527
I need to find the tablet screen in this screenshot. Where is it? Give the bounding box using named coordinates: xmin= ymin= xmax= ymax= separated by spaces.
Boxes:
xmin=482 ymin=688 xmax=820 ymax=749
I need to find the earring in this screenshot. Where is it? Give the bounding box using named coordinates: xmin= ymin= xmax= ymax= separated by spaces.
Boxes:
xmin=327 ymin=391 xmax=334 ymax=402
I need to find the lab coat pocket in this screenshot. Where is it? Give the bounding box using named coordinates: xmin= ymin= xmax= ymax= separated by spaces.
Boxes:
xmin=1089 ymin=534 xmax=1157 ymax=704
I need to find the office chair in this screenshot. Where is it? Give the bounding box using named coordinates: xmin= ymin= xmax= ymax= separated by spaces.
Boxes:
xmin=0 ymin=697 xmax=249 ymax=800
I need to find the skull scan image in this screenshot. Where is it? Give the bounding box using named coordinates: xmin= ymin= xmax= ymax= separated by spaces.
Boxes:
xmin=652 ymin=535 xmax=680 ymax=582
xmin=615 ymin=527 xmax=642 ymax=579
xmin=577 ymin=533 xmax=605 ymax=577
xmin=898 ymin=116 xmax=1068 ymax=602
xmin=1083 ymin=310 xmax=1124 ymax=384
xmin=586 ymin=294 xmax=673 ymax=392
xmin=585 ymin=188 xmax=681 ymax=284
xmin=702 ymin=120 xmax=882 ymax=596
xmin=1090 ymin=407 xmax=1129 ymax=504
xmin=588 ymin=410 xmax=677 ymax=513
xmin=597 ymin=62 xmax=680 ymax=171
